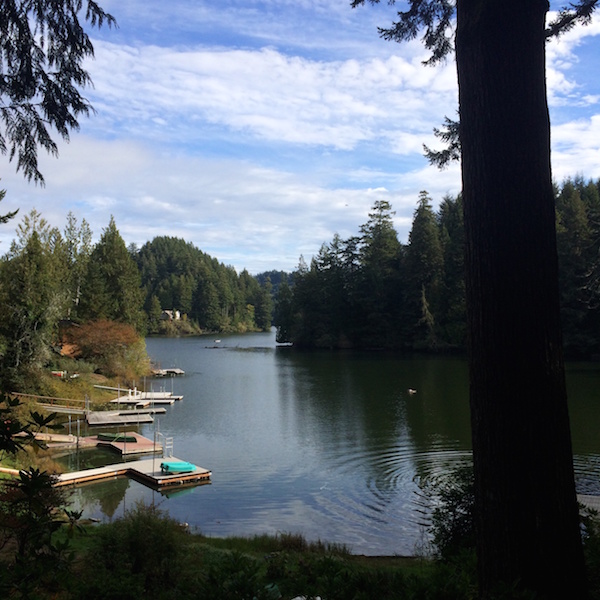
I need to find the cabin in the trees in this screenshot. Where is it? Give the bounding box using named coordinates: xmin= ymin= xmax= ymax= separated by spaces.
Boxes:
xmin=160 ymin=309 xmax=181 ymax=321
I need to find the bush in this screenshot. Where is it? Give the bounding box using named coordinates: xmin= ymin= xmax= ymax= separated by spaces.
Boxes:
xmin=63 ymin=320 xmax=150 ymax=380
xmin=428 ymin=465 xmax=476 ymax=561
xmin=77 ymin=502 xmax=192 ymax=599
xmin=0 ymin=468 xmax=81 ymax=598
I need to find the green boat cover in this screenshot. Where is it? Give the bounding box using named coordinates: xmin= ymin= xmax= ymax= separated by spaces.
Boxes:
xmin=97 ymin=433 xmax=137 ymax=443
xmin=160 ymin=461 xmax=196 ymax=474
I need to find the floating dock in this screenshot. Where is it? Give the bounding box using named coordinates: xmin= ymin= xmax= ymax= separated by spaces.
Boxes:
xmin=28 ymin=431 xmax=161 ymax=456
xmin=55 ymin=457 xmax=211 ymax=488
xmin=86 ymin=408 xmax=166 ymax=426
xmin=140 ymin=391 xmax=183 ymax=402
xmin=94 ymin=431 xmax=162 ymax=456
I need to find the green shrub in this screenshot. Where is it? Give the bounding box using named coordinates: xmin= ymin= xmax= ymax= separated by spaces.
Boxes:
xmin=428 ymin=465 xmax=476 ymax=561
xmin=77 ymin=502 xmax=192 ymax=599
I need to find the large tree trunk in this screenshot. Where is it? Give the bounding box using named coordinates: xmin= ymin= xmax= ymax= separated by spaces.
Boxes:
xmin=455 ymin=1 xmax=587 ymax=597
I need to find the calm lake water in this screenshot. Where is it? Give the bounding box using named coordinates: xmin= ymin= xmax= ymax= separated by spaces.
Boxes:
xmin=66 ymin=330 xmax=600 ymax=556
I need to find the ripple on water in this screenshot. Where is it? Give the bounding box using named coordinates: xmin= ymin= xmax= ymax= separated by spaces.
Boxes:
xmin=574 ymin=454 xmax=600 ymax=495
xmin=309 ymin=439 xmax=472 ymax=554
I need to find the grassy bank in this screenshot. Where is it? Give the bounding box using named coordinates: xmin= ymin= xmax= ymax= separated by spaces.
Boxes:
xmin=4 ymin=496 xmax=600 ymax=599
xmin=0 ymin=502 xmax=476 ymax=600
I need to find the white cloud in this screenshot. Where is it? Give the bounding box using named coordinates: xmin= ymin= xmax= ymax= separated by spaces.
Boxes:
xmin=552 ymin=115 xmax=600 ymax=181
xmin=0 ymin=133 xmax=462 ymax=273
xmin=84 ymin=42 xmax=456 ymax=155
xmin=546 ymin=14 xmax=600 ymax=106
xmin=1 ymin=2 xmax=598 ymax=274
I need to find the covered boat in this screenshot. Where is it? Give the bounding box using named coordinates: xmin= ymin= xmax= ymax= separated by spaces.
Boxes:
xmin=160 ymin=461 xmax=196 ymax=474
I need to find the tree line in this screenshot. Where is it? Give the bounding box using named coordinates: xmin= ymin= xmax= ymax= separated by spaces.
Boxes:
xmin=0 ymin=207 xmax=273 ymax=389
xmin=274 ymin=177 xmax=600 ymax=357
xmin=136 ymin=236 xmax=272 ymax=334
xmin=1 ymin=175 xmax=597 ymax=391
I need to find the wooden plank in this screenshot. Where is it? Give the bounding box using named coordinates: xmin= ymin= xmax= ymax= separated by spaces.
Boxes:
xmin=39 ymin=404 xmax=86 ymax=415
xmin=56 ymin=464 xmax=128 ymax=486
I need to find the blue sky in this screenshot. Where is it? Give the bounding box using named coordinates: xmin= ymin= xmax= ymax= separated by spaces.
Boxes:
xmin=1 ymin=1 xmax=599 ymax=274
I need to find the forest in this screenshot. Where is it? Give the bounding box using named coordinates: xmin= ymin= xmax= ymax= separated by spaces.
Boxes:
xmin=0 ymin=203 xmax=273 ymax=391
xmin=274 ymin=176 xmax=600 ymax=357
xmin=0 ymin=176 xmax=598 ymax=395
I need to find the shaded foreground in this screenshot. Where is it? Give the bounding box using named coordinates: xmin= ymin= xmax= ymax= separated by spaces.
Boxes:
xmin=4 ymin=500 xmax=600 ymax=599
xmin=0 ymin=501 xmax=473 ymax=600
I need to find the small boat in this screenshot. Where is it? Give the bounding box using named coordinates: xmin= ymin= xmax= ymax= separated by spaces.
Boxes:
xmin=97 ymin=433 xmax=138 ymax=443
xmin=160 ymin=461 xmax=197 ymax=474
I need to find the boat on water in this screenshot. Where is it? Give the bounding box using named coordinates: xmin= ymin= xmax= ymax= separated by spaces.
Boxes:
xmin=160 ymin=461 xmax=197 ymax=475
xmin=151 ymin=367 xmax=185 ymax=377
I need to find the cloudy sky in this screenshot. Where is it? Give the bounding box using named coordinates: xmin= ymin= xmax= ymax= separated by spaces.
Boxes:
xmin=1 ymin=1 xmax=599 ymax=274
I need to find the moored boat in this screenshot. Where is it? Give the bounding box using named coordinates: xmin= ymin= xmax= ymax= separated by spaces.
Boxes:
xmin=160 ymin=461 xmax=196 ymax=474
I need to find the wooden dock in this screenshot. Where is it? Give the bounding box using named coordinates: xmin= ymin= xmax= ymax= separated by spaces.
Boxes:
xmin=55 ymin=457 xmax=211 ymax=489
xmin=109 ymin=392 xmax=183 ymax=408
xmin=140 ymin=391 xmax=183 ymax=403
xmin=94 ymin=432 xmax=162 ymax=456
xmin=86 ymin=408 xmax=166 ymax=426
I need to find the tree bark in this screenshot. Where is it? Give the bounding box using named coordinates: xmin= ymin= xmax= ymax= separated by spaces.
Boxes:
xmin=456 ymin=0 xmax=587 ymax=597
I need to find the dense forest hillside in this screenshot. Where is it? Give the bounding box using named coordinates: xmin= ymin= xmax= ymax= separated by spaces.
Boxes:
xmin=274 ymin=177 xmax=600 ymax=357
xmin=0 ymin=211 xmax=273 ymax=390
xmin=0 ymin=176 xmax=597 ymax=392
xmin=135 ymin=236 xmax=272 ymax=333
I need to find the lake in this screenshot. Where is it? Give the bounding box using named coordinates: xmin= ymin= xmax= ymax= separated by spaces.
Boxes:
xmin=66 ymin=330 xmax=600 ymax=556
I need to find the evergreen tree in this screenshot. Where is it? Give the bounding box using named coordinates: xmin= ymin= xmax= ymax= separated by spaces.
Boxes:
xmin=556 ymin=180 xmax=593 ymax=355
xmin=195 ymin=279 xmax=221 ymax=331
xmin=0 ymin=0 xmax=115 ymax=183
xmin=311 ymin=238 xmax=351 ymax=347
xmin=352 ymin=1 xmax=594 ymax=595
xmin=79 ymin=217 xmax=145 ymax=333
xmin=405 ymin=192 xmax=443 ymax=347
xmin=584 ymin=179 xmax=600 ymax=344
xmin=437 ymin=194 xmax=466 ymax=347
xmin=147 ymin=295 xmax=163 ymax=334
xmin=0 ymin=185 xmax=19 ymax=224
xmin=0 ymin=231 xmax=68 ymax=386
xmin=286 ymin=256 xmax=324 ymax=347
xmin=357 ymin=200 xmax=403 ymax=347
xmin=274 ymin=277 xmax=294 ymax=343
xmin=176 ymin=274 xmax=194 ymax=316
xmin=254 ymin=278 xmax=273 ymax=331
xmin=9 ymin=209 xmax=58 ymax=257
xmin=63 ymin=212 xmax=92 ymax=318
xmin=255 ymin=270 xmax=292 ymax=296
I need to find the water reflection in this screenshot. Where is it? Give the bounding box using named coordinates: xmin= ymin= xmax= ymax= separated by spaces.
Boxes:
xmin=64 ymin=332 xmax=600 ymax=555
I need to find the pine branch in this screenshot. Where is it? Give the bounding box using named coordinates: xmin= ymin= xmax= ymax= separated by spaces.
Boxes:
xmin=546 ymin=0 xmax=599 ymax=38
